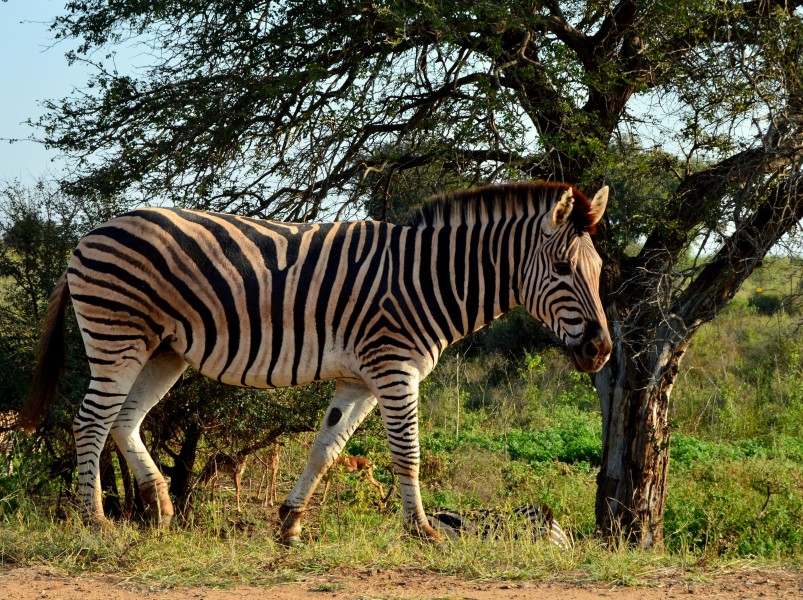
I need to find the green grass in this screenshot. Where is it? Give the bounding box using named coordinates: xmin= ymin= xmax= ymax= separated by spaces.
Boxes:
xmin=0 ymin=501 xmax=745 ymax=589
xmin=2 ymin=260 xmax=802 ymax=587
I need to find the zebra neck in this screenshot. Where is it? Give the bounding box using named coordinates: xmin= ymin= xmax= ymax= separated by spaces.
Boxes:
xmin=403 ymin=215 xmax=534 ymax=347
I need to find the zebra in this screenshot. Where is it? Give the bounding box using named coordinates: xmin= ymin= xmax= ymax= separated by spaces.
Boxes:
xmin=18 ymin=181 xmax=611 ymax=543
xmin=428 ymin=504 xmax=572 ymax=549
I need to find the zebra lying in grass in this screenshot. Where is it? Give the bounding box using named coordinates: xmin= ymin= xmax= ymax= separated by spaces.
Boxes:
xmin=428 ymin=504 xmax=572 ymax=549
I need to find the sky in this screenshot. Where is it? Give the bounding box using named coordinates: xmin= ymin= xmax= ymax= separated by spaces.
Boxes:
xmin=0 ymin=0 xmax=93 ymax=184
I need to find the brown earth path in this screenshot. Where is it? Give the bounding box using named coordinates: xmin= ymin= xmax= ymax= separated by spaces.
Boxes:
xmin=2 ymin=565 xmax=802 ymax=599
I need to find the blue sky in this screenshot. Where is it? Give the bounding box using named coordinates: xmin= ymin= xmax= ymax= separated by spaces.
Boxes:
xmin=0 ymin=1 xmax=92 ymax=183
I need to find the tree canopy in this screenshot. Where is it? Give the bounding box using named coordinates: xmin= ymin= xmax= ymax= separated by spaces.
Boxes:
xmin=41 ymin=2 xmax=800 ymax=219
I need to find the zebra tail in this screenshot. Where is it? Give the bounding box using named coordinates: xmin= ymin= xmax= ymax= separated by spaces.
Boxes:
xmin=17 ymin=272 xmax=70 ymax=434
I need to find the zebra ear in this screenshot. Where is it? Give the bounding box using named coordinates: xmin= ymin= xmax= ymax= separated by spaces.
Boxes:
xmin=588 ymin=186 xmax=609 ymax=226
xmin=550 ymin=188 xmax=574 ymax=229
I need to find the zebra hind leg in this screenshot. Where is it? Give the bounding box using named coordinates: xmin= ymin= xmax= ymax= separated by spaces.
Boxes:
xmin=279 ymin=379 xmax=377 ymax=545
xmin=109 ymin=350 xmax=187 ymax=527
xmin=73 ymin=361 xmax=145 ymax=529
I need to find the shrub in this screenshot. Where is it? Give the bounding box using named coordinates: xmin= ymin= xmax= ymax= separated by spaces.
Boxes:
xmin=748 ymin=291 xmax=789 ymax=315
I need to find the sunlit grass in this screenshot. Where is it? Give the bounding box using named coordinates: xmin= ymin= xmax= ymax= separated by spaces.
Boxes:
xmin=1 ymin=492 xmax=797 ymax=590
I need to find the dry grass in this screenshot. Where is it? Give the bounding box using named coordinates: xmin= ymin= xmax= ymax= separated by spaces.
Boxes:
xmin=2 ymin=491 xmax=798 ymax=591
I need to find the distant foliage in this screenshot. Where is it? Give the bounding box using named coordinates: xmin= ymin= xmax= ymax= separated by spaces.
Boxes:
xmin=748 ymin=291 xmax=796 ymax=315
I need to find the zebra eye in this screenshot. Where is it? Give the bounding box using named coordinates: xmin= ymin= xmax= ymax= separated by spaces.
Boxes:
xmin=553 ymin=262 xmax=571 ymax=276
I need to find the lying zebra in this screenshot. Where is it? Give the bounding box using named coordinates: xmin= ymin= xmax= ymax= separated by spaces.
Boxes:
xmin=428 ymin=504 xmax=571 ymax=549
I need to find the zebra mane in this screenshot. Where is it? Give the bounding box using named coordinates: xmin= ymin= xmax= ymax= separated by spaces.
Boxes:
xmin=405 ymin=181 xmax=597 ymax=234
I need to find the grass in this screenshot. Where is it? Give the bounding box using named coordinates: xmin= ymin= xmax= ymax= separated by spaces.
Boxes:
xmin=0 ymin=500 xmax=744 ymax=589
xmin=2 ymin=418 xmax=801 ymax=588
xmin=1 ymin=260 xmax=802 ymax=588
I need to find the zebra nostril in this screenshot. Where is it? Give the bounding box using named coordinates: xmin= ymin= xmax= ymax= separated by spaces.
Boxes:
xmin=583 ymin=339 xmax=600 ymax=359
xmin=580 ymin=321 xmax=611 ymax=363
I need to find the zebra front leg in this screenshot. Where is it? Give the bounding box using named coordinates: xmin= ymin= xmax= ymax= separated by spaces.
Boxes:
xmin=279 ymin=379 xmax=377 ymax=545
xmin=374 ymin=378 xmax=443 ymax=542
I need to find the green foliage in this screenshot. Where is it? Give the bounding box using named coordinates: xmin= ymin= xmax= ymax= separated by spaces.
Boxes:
xmin=672 ymin=290 xmax=803 ymax=440
xmin=423 ymin=419 xmax=602 ymax=469
xmin=666 ymin=456 xmax=803 ymax=556
xmin=0 ymin=181 xmax=82 ymax=411
xmin=748 ymin=291 xmax=791 ymax=315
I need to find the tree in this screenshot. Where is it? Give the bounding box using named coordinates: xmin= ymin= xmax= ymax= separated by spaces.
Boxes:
xmin=34 ymin=1 xmax=803 ymax=547
xmin=0 ymin=181 xmax=87 ymax=508
xmin=0 ymin=181 xmax=82 ymax=409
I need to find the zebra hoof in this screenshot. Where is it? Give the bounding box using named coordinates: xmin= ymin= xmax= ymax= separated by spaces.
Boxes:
xmin=280 ymin=535 xmax=304 ymax=548
xmin=412 ymin=521 xmax=445 ymax=542
xmin=141 ymin=506 xmax=173 ymax=529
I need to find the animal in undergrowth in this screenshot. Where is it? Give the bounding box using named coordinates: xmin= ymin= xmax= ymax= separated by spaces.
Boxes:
xmin=257 ymin=438 xmax=282 ymax=507
xmin=320 ymin=454 xmax=391 ymax=505
xmin=18 ymin=180 xmax=611 ymax=543
xmin=427 ymin=504 xmax=572 ymax=549
xmin=196 ymin=451 xmax=250 ymax=512
xmin=194 ymin=439 xmax=282 ymax=511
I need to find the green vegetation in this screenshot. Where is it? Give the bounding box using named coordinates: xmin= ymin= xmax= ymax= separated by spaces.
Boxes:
xmin=1 ymin=259 xmax=801 ymax=586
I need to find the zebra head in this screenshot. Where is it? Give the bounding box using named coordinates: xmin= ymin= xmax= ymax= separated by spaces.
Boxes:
xmin=525 ymin=185 xmax=612 ymax=373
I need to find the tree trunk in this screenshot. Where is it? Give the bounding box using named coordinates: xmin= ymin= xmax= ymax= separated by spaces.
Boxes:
xmin=100 ymin=444 xmax=122 ymax=518
xmin=593 ymin=310 xmax=688 ymax=548
xmin=114 ymin=446 xmax=144 ymax=519
xmin=167 ymin=422 xmax=203 ymax=508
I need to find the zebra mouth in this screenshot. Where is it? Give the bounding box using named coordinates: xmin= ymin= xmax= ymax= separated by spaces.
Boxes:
xmin=570 ymin=347 xmax=611 ymax=373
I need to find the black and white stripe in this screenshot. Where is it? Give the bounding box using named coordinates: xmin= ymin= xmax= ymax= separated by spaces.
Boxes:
xmin=428 ymin=504 xmax=572 ymax=549
xmin=41 ymin=181 xmax=611 ymax=539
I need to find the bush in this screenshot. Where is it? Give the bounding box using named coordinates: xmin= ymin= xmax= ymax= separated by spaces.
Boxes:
xmin=747 ymin=291 xmax=792 ymax=315
xmin=666 ymin=455 xmax=803 ymax=556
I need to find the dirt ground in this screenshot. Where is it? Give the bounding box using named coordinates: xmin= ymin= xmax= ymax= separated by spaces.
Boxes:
xmin=2 ymin=565 xmax=802 ymax=599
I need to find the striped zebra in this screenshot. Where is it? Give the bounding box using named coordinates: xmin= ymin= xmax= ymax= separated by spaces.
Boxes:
xmin=428 ymin=504 xmax=572 ymax=549
xmin=18 ymin=181 xmax=611 ymax=543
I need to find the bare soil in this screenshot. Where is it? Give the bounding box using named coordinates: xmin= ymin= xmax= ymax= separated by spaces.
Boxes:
xmin=2 ymin=565 xmax=802 ymax=599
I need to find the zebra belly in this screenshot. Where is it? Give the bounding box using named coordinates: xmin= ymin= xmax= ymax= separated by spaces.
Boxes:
xmin=179 ymin=331 xmax=354 ymax=390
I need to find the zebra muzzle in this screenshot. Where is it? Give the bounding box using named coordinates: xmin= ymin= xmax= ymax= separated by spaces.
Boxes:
xmin=571 ymin=321 xmax=612 ymax=373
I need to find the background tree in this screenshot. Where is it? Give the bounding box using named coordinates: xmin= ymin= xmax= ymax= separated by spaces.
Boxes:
xmin=0 ymin=181 xmax=86 ymax=509
xmin=33 ymin=0 xmax=803 ymax=547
